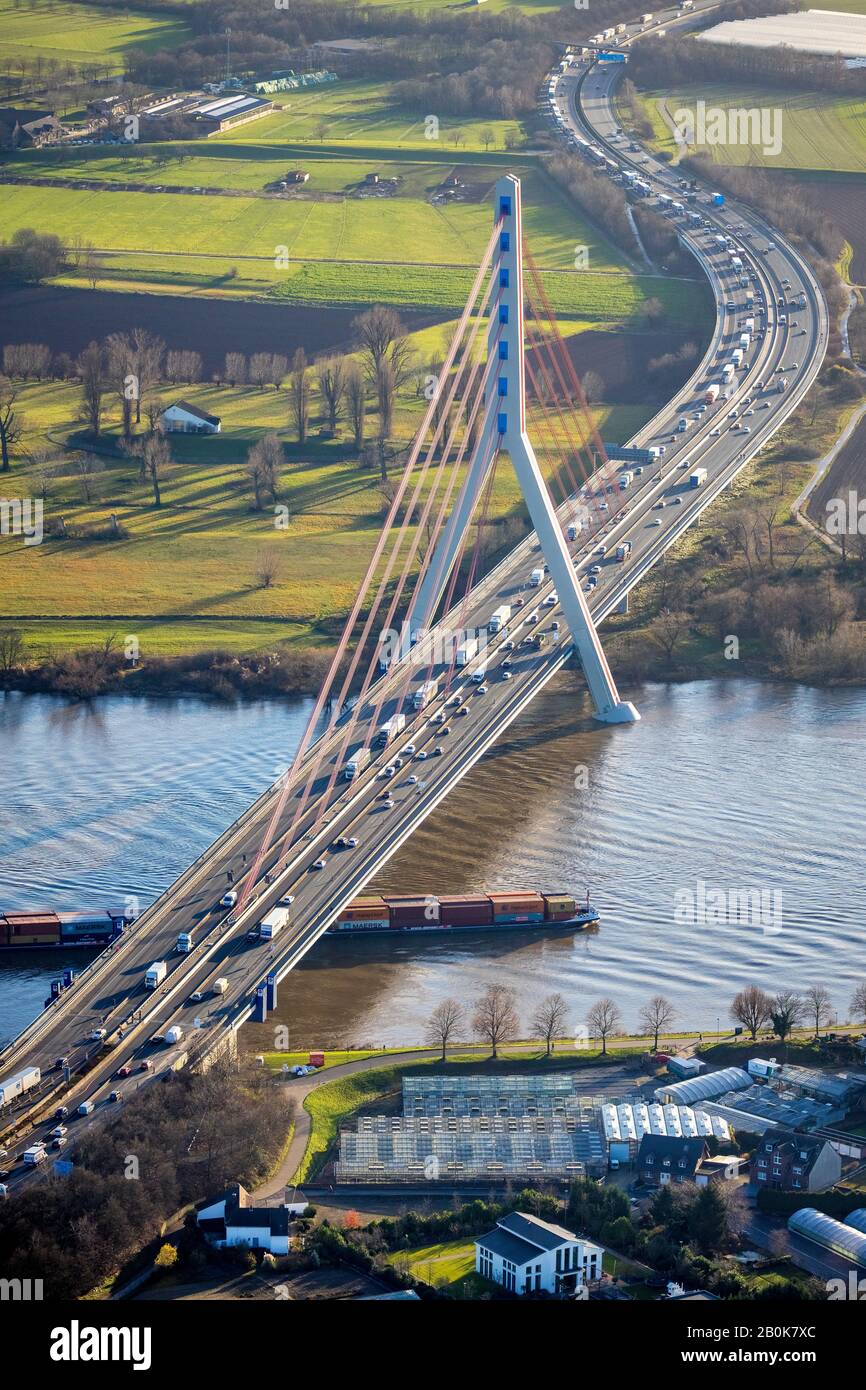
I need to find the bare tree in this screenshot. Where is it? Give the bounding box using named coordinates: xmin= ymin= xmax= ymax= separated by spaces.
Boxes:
xmin=143 ymin=431 xmax=171 ymax=507
xmin=352 ymin=305 xmax=413 ymax=391
xmin=0 ymin=378 xmax=25 ymax=472
xmin=0 ymin=626 xmax=25 ymax=682
xmin=224 ymin=352 xmax=247 ymax=387
xmin=289 ymin=347 xmax=310 ymax=445
xmin=76 ymin=341 xmax=104 ymax=437
xmin=586 ymin=998 xmax=622 ymax=1055
xmin=130 ymin=327 xmax=165 ymax=424
xmin=531 ymin=992 xmax=568 ymax=1057
xmin=249 ymin=352 xmax=271 ymax=389
xmin=472 ymin=983 xmax=519 ymax=1058
xmin=246 ymin=433 xmax=283 ymax=508
xmin=639 ymin=995 xmax=677 ymax=1051
xmin=346 ymin=365 xmax=366 ymax=451
xmin=803 ymin=984 xmax=833 ymax=1039
xmin=647 ymin=607 xmax=687 ymax=662
xmin=851 ymin=981 xmax=866 ymax=1025
xmin=771 ymin=990 xmax=804 ymax=1047
xmin=74 ymin=452 xmax=102 ymax=503
xmin=317 ymin=356 xmax=347 ymax=433
xmin=255 ymin=546 xmax=283 ymax=589
xmin=581 ymin=369 xmax=605 ymax=404
xmin=730 ymin=985 xmax=773 ymax=1040
xmin=426 ymin=998 xmax=464 ymax=1060
xmin=105 ymin=331 xmax=136 ymax=440
xmin=480 ymin=126 xmax=495 ymax=151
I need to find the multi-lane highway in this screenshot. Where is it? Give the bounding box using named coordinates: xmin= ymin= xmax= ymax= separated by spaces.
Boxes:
xmin=0 ymin=8 xmax=829 ymax=1179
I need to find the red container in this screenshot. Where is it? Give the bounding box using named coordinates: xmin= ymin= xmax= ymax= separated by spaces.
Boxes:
xmin=386 ymin=897 xmax=438 ymax=926
xmin=308 ymin=1051 xmax=325 ymax=1067
xmin=488 ymin=892 xmax=545 ymax=917
xmin=340 ymin=896 xmax=388 ymax=921
xmin=545 ymin=908 xmax=577 ymax=922
xmin=438 ymin=894 xmax=493 ymax=927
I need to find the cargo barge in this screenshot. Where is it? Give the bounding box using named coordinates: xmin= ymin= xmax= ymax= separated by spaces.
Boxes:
xmin=0 ymin=909 xmax=131 ymax=950
xmin=326 ymin=890 xmax=598 ymax=935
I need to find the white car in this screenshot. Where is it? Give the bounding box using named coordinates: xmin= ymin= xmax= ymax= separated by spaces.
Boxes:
xmin=710 ymin=426 xmax=722 ymax=436
xmin=745 ymin=408 xmax=754 ymax=416
xmin=430 ymin=711 xmax=445 ymax=725
xmin=406 ymin=774 xmax=418 ymax=786
xmin=728 ymin=408 xmax=738 ymax=418
xmin=416 ymin=750 xmax=428 ymax=761
xmin=502 ymin=639 xmax=515 ymax=651
xmin=649 ymin=517 xmax=663 ymax=527
xmin=220 ymin=890 xmax=238 ymax=909
xmin=501 ymin=670 xmax=513 ymax=681
xmin=311 ymin=858 xmax=326 ymax=870
xmin=277 ymin=893 xmax=295 ymax=906
xmin=595 ymin=545 xmax=607 ymax=556
xmin=347 ymin=837 xmax=359 ymax=848
xmin=476 ymin=683 xmax=488 ymax=694
xmin=89 ymin=1028 xmax=107 ymax=1042
xmin=542 ymin=593 xmax=557 ymax=607
xmin=403 ymin=744 xmax=415 ymax=757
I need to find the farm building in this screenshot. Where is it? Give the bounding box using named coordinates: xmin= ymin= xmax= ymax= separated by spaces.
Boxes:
xmin=160 ymin=401 xmax=221 ymax=435
xmin=190 ymin=93 xmax=274 ymax=135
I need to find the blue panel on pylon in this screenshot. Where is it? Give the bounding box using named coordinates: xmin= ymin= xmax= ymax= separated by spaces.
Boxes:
xmin=498 ymin=377 xmax=508 ymax=397
xmin=499 ymin=305 xmax=509 ymax=324
xmin=497 ymin=412 xmax=507 ymax=434
xmin=499 ymin=268 xmax=509 ymax=289
xmin=500 ymin=231 xmax=510 ymax=252
xmin=499 ymin=195 xmax=512 ymax=216
xmin=498 ymin=341 xmax=508 ymax=360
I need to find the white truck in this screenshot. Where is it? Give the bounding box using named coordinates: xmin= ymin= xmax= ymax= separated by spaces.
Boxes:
xmin=344 ymin=746 xmax=371 ymax=781
xmin=213 ymin=977 xmax=229 ymax=996
xmin=731 ymin=348 xmax=744 ymax=367
xmin=529 ymin=568 xmax=544 ymax=587
xmin=259 ymin=906 xmax=291 ymax=941
xmin=0 ymin=1065 xmax=40 ymax=1109
xmin=176 ymin=931 xmax=194 ymax=954
xmin=705 ymin=383 xmax=720 ymax=404
xmin=23 ymin=1144 xmax=47 ymax=1166
xmin=376 ymin=712 xmax=406 ymax=747
xmin=455 ymin=636 xmax=478 ymax=667
xmin=566 ymin=520 xmax=582 ymax=541
xmin=412 ymin=678 xmax=439 ymax=711
xmin=615 ymin=541 xmax=632 ymax=562
xmin=722 ymin=363 xmax=735 ymax=382
xmin=165 ymin=1025 xmax=184 ymax=1046
xmin=689 ymin=467 xmax=708 ymax=488
xmin=145 ymin=961 xmax=167 ymax=990
xmin=619 ymin=471 xmax=634 ymax=488
xmin=488 ymin=604 xmax=511 ymax=633
xmin=739 ymin=332 xmax=751 ymax=349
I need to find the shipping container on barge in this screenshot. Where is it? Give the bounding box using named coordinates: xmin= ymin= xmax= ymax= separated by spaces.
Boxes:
xmin=327 ymin=890 xmax=598 ymax=935
xmin=0 ymin=908 xmax=132 ymax=949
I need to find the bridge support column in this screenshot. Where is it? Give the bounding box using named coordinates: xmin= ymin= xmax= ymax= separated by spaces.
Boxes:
xmin=493 ymin=175 xmax=639 ymax=724
xmin=266 ymin=973 xmax=278 ymax=1011
xmin=253 ymin=983 xmax=268 ymax=1023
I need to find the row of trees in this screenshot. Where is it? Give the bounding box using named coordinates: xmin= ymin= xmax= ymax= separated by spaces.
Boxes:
xmin=731 ymin=981 xmax=866 ymax=1042
xmin=425 ymin=978 xmax=866 ymax=1060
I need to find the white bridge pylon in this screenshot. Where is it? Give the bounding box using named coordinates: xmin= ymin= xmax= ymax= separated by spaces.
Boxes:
xmin=410 ymin=174 xmax=639 ymax=725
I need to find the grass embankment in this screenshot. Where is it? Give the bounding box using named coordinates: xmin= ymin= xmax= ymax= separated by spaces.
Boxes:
xmin=294 ymin=1049 xmax=642 ymax=1184
xmin=0 ymin=0 xmax=190 ymax=75
xmin=633 ymin=85 xmax=866 ymax=174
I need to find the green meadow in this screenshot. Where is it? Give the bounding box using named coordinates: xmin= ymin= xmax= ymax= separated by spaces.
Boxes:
xmin=0 ymin=0 xmax=191 ymax=73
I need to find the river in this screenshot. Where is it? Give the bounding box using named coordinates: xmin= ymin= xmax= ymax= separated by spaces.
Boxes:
xmin=1 ymin=677 xmax=864 ymax=1048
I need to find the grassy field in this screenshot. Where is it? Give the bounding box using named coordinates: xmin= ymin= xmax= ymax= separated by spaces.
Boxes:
xmin=0 ymin=371 xmax=642 ymax=657
xmin=387 ymin=1239 xmax=483 ymax=1294
xmin=637 ymin=85 xmax=866 ymax=173
xmin=212 ymin=80 xmax=524 ymax=155
xmin=0 ymin=0 xmax=190 ymax=73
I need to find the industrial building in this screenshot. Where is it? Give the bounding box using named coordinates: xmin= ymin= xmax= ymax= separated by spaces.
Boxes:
xmin=653 ymin=1066 xmax=752 ymax=1107
xmin=190 ymin=93 xmax=274 ymax=135
xmin=788 ymin=1208 xmax=866 ymax=1271
xmin=777 ymin=1065 xmax=866 ymax=1111
xmin=601 ymin=1100 xmax=731 ymax=1164
xmin=475 ymin=1211 xmax=602 ymax=1296
xmin=405 ymin=1072 xmax=582 ymax=1117
xmin=701 ymin=1085 xmax=842 ymax=1136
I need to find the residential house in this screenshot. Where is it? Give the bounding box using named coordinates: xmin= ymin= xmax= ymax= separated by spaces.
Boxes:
xmin=637 ymin=1134 xmax=708 ymax=1186
xmin=197 ymin=1182 xmax=291 ymax=1254
xmin=751 ymin=1130 xmax=842 ymax=1194
xmin=474 ymin=1210 xmax=602 ymax=1296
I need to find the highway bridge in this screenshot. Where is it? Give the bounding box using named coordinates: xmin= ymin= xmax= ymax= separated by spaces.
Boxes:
xmin=0 ymin=3 xmax=828 ymax=1179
